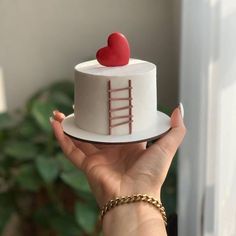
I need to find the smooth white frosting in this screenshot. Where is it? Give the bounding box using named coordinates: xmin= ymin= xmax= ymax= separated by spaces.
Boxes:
xmin=74 ymin=59 xmax=157 ymax=135
xmin=75 ymin=59 xmax=156 ymax=77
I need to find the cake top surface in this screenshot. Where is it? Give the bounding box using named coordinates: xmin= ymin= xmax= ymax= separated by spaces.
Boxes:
xmin=75 ymin=59 xmax=156 ymax=77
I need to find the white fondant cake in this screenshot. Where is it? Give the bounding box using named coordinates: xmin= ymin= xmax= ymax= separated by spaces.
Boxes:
xmin=74 ymin=58 xmax=157 ymax=135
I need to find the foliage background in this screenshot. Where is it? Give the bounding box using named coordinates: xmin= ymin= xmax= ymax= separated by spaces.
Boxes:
xmin=0 ymin=81 xmax=177 ymax=236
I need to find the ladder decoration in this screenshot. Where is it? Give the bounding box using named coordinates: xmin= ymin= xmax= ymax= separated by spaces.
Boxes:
xmin=108 ymin=80 xmax=133 ymax=135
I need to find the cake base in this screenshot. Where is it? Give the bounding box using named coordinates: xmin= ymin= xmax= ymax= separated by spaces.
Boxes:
xmin=62 ymin=111 xmax=171 ymax=144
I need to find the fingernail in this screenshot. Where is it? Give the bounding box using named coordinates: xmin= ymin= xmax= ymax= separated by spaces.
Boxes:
xmin=53 ymin=110 xmax=57 ymax=116
xmin=179 ymin=103 xmax=184 ymax=118
xmin=72 ymin=104 xmax=75 ymax=110
xmin=49 ymin=116 xmax=54 ymax=123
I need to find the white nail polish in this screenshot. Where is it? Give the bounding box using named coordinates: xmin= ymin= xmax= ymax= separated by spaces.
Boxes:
xmin=179 ymin=102 xmax=184 ymax=118
xmin=49 ymin=116 xmax=54 ymax=123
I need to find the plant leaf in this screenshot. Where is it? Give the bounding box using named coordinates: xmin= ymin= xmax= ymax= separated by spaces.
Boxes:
xmin=34 ymin=204 xmax=82 ymax=236
xmin=18 ymin=118 xmax=39 ymax=138
xmin=0 ymin=207 xmax=14 ymax=234
xmin=56 ymin=154 xmax=77 ymax=172
xmin=36 ymin=156 xmax=60 ymax=183
xmin=50 ymin=91 xmax=73 ymax=112
xmin=31 ymin=101 xmax=55 ymax=133
xmin=49 ymin=81 xmax=74 ymax=99
xmin=75 ymin=201 xmax=98 ymax=234
xmin=33 ymin=205 xmax=54 ymax=228
xmin=161 ymin=154 xmax=178 ymax=214
xmin=50 ymin=213 xmax=82 ymax=236
xmin=157 ymin=104 xmax=171 ymax=116
xmin=60 ymin=171 xmax=91 ymax=193
xmin=0 ymin=113 xmax=16 ymax=130
xmin=0 ymin=193 xmax=15 ymax=234
xmin=15 ymin=164 xmax=43 ymax=191
xmin=3 ymin=141 xmax=38 ymax=160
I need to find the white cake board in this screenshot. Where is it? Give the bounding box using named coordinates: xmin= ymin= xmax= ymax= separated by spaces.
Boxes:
xmin=62 ymin=111 xmax=171 ymax=144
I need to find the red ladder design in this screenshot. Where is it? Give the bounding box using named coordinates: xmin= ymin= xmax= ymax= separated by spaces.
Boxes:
xmin=108 ymin=80 xmax=133 ymax=135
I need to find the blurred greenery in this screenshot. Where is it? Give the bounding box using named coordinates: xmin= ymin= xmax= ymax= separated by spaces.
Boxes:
xmin=0 ymin=80 xmax=177 ymax=235
xmin=157 ymin=105 xmax=178 ymax=215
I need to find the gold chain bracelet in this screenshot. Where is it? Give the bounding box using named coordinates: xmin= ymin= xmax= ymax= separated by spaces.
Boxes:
xmin=100 ymin=194 xmax=167 ymax=226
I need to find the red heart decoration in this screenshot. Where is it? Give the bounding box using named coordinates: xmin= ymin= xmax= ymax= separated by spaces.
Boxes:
xmin=96 ymin=32 xmax=130 ymax=67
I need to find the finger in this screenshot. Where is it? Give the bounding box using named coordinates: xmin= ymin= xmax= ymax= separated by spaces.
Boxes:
xmin=139 ymin=141 xmax=147 ymax=149
xmin=50 ymin=118 xmax=86 ymax=169
xmin=53 ymin=110 xmax=65 ymax=123
xmin=72 ymin=139 xmax=99 ymax=155
xmin=152 ymin=105 xmax=186 ymax=158
xmin=52 ymin=111 xmax=98 ymax=155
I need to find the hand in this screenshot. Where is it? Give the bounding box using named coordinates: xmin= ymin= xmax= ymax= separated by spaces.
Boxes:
xmin=50 ymin=106 xmax=186 ymax=208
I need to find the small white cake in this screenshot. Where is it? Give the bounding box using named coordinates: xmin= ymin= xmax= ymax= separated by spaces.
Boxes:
xmin=74 ymin=58 xmax=157 ymax=136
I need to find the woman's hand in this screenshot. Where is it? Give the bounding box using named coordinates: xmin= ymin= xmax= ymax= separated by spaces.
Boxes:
xmin=50 ymin=106 xmax=186 ymax=208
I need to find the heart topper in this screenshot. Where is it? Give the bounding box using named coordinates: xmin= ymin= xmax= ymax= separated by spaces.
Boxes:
xmin=96 ymin=32 xmax=130 ymax=67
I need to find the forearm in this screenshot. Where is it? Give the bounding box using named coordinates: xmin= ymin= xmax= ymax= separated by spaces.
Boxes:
xmin=102 ymin=202 xmax=167 ymax=236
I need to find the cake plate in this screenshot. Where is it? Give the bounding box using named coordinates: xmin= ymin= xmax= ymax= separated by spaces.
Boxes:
xmin=62 ymin=111 xmax=171 ymax=144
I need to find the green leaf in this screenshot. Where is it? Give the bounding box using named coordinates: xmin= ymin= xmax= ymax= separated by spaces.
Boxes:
xmin=3 ymin=141 xmax=38 ymax=160
xmin=0 ymin=206 xmax=14 ymax=234
xmin=60 ymin=171 xmax=91 ymax=193
xmin=31 ymin=100 xmax=55 ymax=133
xmin=48 ymin=81 xmax=74 ymax=115
xmin=0 ymin=113 xmax=16 ymax=130
xmin=50 ymin=91 xmax=73 ymax=108
xmin=49 ymin=81 xmax=74 ymax=99
xmin=34 ymin=204 xmax=60 ymax=228
xmin=161 ymin=154 xmax=178 ymax=214
xmin=15 ymin=164 xmax=43 ymax=191
xmin=18 ymin=118 xmax=38 ymax=138
xmin=0 ymin=155 xmax=15 ymax=172
xmin=0 ymin=165 xmax=5 ymax=176
xmin=36 ymin=156 xmax=60 ymax=183
xmin=162 ymin=190 xmax=176 ymax=215
xmin=0 ymin=193 xmax=15 ymax=234
xmin=34 ymin=204 xmax=82 ymax=236
xmin=50 ymin=213 xmax=82 ymax=236
xmin=56 ymin=154 xmax=77 ymax=172
xmin=75 ymin=201 xmax=98 ymax=234
xmin=158 ymin=104 xmax=171 ymax=116
xmin=0 ymin=153 xmax=5 ymax=162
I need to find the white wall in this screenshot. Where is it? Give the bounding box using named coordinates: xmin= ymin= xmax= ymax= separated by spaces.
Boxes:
xmin=0 ymin=0 xmax=180 ymax=111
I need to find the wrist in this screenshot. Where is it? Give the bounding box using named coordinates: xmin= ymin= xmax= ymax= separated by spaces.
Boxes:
xmin=102 ymin=200 xmax=167 ymax=236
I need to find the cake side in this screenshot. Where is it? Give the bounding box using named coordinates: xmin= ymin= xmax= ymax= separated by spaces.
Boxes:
xmin=74 ymin=59 xmax=157 ymax=135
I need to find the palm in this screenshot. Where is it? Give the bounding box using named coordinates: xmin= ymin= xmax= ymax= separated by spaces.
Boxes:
xmin=72 ymin=141 xmax=169 ymax=206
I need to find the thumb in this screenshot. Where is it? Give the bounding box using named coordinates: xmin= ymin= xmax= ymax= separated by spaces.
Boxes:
xmin=154 ymin=105 xmax=186 ymax=158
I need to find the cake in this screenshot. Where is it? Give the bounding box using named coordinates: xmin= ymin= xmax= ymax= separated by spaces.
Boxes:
xmin=73 ymin=33 xmax=158 ymax=136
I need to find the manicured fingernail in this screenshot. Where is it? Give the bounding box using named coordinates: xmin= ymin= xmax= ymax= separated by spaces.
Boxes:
xmin=72 ymin=104 xmax=75 ymax=110
xmin=49 ymin=116 xmax=54 ymax=123
xmin=179 ymin=103 xmax=184 ymax=119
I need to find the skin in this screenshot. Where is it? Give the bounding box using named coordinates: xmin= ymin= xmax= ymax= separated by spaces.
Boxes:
xmin=51 ymin=106 xmax=186 ymax=236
